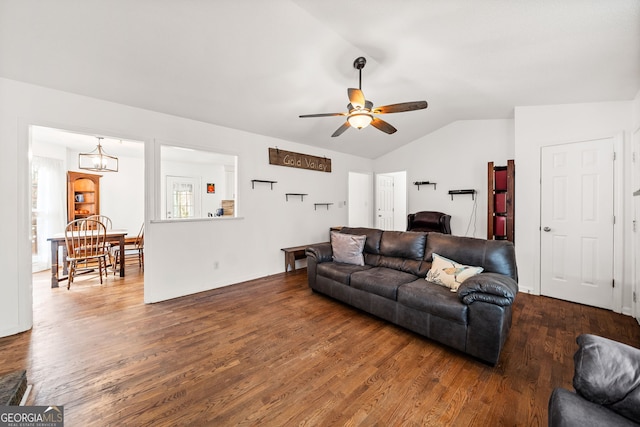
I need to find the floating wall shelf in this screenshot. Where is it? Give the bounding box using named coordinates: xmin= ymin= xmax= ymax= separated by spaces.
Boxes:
xmin=314 ymin=203 xmax=333 ymax=210
xmin=448 ymin=189 xmax=476 ymax=200
xmin=251 ymin=179 xmax=277 ymax=190
xmin=286 ymin=193 xmax=308 ymax=201
xmin=413 ymin=181 xmax=437 ymax=191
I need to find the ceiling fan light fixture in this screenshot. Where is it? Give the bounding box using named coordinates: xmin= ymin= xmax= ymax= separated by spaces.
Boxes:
xmin=347 ymin=112 xmax=373 ymax=129
xmin=299 ymin=57 xmax=427 ymax=137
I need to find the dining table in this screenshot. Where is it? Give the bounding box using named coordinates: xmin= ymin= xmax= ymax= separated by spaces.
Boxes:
xmin=47 ymin=229 xmax=128 ymax=288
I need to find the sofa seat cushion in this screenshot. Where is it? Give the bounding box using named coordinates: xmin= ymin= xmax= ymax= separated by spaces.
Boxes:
xmin=549 ymin=388 xmax=639 ymax=427
xmin=397 ymin=279 xmax=468 ymax=324
xmin=317 ymin=262 xmax=372 ymax=285
xmin=350 ymin=267 xmax=419 ymax=300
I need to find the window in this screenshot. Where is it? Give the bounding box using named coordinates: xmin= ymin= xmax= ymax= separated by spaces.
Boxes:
xmin=160 ymin=145 xmax=237 ymax=220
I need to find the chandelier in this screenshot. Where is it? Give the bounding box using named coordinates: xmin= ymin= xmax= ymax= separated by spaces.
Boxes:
xmin=78 ymin=137 xmax=119 ymax=172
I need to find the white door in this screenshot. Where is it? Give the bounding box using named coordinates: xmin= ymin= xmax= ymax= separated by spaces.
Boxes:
xmin=376 ymin=174 xmax=394 ymax=230
xmin=540 ymin=138 xmax=614 ymax=309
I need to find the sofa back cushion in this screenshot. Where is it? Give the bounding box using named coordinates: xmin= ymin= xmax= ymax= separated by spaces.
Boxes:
xmin=340 ymin=227 xmax=383 ymax=254
xmin=380 ymin=231 xmax=427 ymax=259
xmin=371 ymin=231 xmax=426 ymax=276
xmin=425 ymin=233 xmax=518 ymax=281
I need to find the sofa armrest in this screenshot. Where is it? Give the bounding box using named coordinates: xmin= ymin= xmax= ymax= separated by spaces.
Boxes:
xmin=457 ymin=272 xmax=518 ymax=306
xmin=305 ymin=242 xmax=333 ymax=263
xmin=548 ymin=388 xmax=639 ymax=427
xmin=572 ymin=334 xmax=640 ymax=424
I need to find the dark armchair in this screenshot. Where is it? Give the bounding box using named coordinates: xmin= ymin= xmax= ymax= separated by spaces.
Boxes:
xmin=407 ymin=211 xmax=452 ymax=234
xmin=548 ymin=334 xmax=640 ymax=426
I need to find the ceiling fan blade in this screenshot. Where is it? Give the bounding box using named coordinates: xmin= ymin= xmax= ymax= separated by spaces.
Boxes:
xmin=331 ymin=122 xmax=351 ymax=137
xmin=348 ymin=88 xmax=366 ymax=108
xmin=372 ymin=101 xmax=428 ymax=114
xmin=370 ymin=117 xmax=397 ymax=134
xmin=299 ymin=112 xmax=347 ymax=118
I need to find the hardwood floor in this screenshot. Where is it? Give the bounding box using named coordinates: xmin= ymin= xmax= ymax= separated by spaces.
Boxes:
xmin=1 ymin=268 xmax=639 ymax=426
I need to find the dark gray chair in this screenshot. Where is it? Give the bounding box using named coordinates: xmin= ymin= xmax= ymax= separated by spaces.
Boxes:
xmin=407 ymin=211 xmax=451 ymax=234
xmin=548 ymin=334 xmax=640 ymax=426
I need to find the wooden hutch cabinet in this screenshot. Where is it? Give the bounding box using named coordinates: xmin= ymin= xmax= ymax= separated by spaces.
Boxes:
xmin=67 ymin=171 xmax=101 ymax=223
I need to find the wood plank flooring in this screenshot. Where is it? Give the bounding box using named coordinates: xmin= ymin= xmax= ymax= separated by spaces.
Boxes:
xmin=0 ymin=268 xmax=639 ymax=426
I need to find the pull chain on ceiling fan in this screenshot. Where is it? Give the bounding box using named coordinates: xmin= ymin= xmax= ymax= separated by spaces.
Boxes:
xmin=299 ymin=57 xmax=428 ymax=137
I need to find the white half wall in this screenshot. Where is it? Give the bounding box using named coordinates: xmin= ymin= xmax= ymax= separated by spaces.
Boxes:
xmin=0 ymin=77 xmax=372 ymax=337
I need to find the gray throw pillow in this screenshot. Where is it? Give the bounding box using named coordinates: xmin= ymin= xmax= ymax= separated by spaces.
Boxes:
xmin=331 ymin=231 xmax=366 ymax=266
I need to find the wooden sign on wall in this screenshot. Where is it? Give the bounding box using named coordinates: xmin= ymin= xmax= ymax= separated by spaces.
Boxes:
xmin=268 ymin=147 xmax=331 ymax=173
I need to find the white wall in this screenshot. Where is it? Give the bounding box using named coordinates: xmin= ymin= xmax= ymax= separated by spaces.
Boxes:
xmin=514 ymin=101 xmax=634 ymax=312
xmin=374 ymin=119 xmax=514 ymax=238
xmin=634 ymin=89 xmax=640 ymax=130
xmin=0 ymin=77 xmax=372 ymax=337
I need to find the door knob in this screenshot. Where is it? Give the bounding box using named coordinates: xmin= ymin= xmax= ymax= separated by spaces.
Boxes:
xmin=543 ymin=226 xmax=551 ymax=232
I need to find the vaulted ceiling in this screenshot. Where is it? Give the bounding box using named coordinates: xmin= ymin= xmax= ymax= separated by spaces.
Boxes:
xmin=1 ymin=0 xmax=639 ymax=159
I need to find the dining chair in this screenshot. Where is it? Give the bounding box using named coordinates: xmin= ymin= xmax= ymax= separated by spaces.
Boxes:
xmin=86 ymin=214 xmax=112 ymax=230
xmin=113 ymin=223 xmax=144 ymax=274
xmin=87 ymin=214 xmax=114 ymax=264
xmin=64 ymin=218 xmax=110 ymax=289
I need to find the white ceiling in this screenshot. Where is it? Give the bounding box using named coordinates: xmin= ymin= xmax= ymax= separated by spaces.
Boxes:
xmin=2 ymin=0 xmax=639 ymax=159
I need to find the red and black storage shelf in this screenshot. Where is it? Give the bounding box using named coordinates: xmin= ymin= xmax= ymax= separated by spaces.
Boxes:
xmin=487 ymin=160 xmax=514 ymax=242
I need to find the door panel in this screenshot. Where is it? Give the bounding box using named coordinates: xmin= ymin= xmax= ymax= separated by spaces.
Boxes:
xmin=376 ymin=175 xmax=394 ymax=230
xmin=540 ymin=138 xmax=614 ymax=309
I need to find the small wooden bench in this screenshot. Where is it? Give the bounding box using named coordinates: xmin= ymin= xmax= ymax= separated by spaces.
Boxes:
xmin=281 ymin=243 xmax=327 ymax=272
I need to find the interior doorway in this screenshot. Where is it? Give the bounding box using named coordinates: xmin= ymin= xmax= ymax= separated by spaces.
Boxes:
xmin=540 ymin=138 xmax=615 ymax=309
xmin=348 ymin=172 xmax=373 ymax=227
xmin=29 ymin=125 xmax=145 ymax=285
xmin=375 ymin=171 xmax=407 ymax=231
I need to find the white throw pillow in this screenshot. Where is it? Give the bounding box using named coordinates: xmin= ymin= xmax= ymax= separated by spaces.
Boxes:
xmin=331 ymin=231 xmax=366 ymax=266
xmin=426 ymin=253 xmax=483 ymax=292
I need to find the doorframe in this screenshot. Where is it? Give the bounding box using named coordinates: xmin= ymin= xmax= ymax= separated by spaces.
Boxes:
xmin=536 ymin=133 xmax=624 ymax=313
xmin=20 ymin=118 xmax=149 ymax=323
xmin=632 ymin=126 xmax=640 ymax=321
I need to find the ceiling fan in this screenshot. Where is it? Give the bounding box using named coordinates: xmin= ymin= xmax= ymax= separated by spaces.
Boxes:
xmin=299 ymin=57 xmax=428 ymax=137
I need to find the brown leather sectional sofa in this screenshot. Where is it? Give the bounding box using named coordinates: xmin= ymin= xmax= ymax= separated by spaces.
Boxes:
xmin=306 ymin=227 xmax=518 ymax=365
